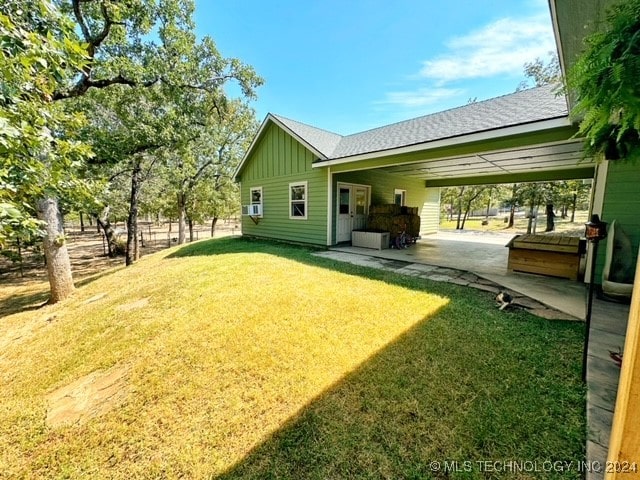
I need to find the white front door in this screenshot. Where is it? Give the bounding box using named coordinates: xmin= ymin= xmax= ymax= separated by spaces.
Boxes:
xmin=336 ymin=183 xmax=369 ymax=243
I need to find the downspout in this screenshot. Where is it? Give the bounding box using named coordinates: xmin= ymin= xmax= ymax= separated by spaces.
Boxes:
xmin=326 ymin=167 xmax=332 ymax=246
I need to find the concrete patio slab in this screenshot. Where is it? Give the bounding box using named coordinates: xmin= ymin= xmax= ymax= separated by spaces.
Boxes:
xmin=331 ymin=231 xmax=586 ymax=319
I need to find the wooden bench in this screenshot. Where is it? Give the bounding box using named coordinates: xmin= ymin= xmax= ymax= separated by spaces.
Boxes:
xmin=506 ymin=234 xmax=585 ymax=280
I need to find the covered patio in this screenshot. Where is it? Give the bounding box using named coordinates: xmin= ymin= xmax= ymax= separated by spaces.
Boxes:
xmin=331 ymin=230 xmax=587 ymax=319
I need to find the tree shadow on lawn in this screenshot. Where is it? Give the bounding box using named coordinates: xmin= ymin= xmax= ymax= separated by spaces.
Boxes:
xmin=213 ymin=296 xmax=586 ymax=480
xmin=170 ymin=238 xmax=586 ymax=479
xmin=0 ymin=289 xmax=50 ymax=319
xmin=0 ymin=266 xmax=125 ymax=319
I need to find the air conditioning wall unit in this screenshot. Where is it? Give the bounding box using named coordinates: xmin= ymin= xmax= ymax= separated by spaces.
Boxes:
xmin=242 ymin=204 xmax=262 ymax=216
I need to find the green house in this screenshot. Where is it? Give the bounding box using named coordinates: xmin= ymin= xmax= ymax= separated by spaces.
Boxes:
xmin=234 ymin=0 xmax=639 ymax=279
xmin=234 ymin=84 xmax=596 ymax=247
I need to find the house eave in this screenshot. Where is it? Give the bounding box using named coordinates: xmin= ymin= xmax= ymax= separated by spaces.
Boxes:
xmin=312 ymin=116 xmax=572 ymax=168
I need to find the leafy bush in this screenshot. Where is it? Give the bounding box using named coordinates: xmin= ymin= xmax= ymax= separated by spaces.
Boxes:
xmin=568 ymin=0 xmax=640 ymax=162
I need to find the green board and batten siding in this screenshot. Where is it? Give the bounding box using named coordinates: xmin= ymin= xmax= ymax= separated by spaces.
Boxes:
xmin=595 ymin=161 xmax=640 ymax=282
xmin=332 ymin=170 xmax=439 ymax=243
xmin=238 ymin=122 xmax=442 ymax=246
xmin=239 ymin=122 xmax=328 ymax=245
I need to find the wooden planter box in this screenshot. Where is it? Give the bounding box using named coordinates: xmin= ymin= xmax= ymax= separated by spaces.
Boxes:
xmin=506 ymin=234 xmax=585 ymax=280
xmin=351 ymin=230 xmax=390 ymax=250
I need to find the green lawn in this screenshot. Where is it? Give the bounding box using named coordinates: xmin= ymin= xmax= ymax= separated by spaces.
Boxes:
xmin=440 ymin=211 xmax=589 ymax=236
xmin=0 ymin=237 xmax=585 ymax=479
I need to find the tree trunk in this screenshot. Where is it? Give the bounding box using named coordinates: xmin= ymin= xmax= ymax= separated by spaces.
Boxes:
xmin=96 ymin=206 xmax=120 ymax=257
xmin=461 ymin=211 xmax=469 ymax=230
xmin=484 ymin=187 xmax=493 ymax=221
xmin=177 ymin=192 xmax=187 ymax=244
xmin=455 ymin=186 xmax=465 ymax=229
xmin=37 ymin=197 xmax=75 ymax=304
xmin=508 ymin=204 xmax=515 ymax=228
xmin=188 ymin=217 xmax=194 ymax=242
xmin=545 ymin=203 xmax=556 ymax=232
xmin=211 ymin=217 xmax=218 ymax=237
xmin=570 ymin=193 xmax=577 ymax=223
xmin=126 ymin=161 xmax=142 ymax=266
xmin=527 ymin=203 xmax=535 ymax=234
xmin=79 ymin=212 xmax=85 ymax=232
xmin=507 ymin=184 xmax=518 ymax=228
xmin=461 ymin=199 xmax=474 ymax=230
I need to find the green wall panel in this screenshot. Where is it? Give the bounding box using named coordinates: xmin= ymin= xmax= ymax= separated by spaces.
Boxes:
xmin=421 ymin=188 xmax=441 ymax=235
xmin=239 ymin=123 xmax=328 ymax=245
xmin=596 ymin=161 xmax=640 ymax=283
xmin=332 ymin=169 xmax=433 ymax=243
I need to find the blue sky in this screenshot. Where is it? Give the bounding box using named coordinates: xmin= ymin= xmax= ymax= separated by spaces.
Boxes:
xmin=195 ymin=0 xmax=557 ymax=134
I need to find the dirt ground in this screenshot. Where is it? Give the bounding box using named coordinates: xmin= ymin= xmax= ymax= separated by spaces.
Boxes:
xmin=0 ymin=220 xmax=241 ymax=285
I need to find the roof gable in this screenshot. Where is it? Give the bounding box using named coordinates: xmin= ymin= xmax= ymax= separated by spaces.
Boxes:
xmin=234 ymin=113 xmax=333 ymax=179
xmin=271 ymin=114 xmax=343 ymax=158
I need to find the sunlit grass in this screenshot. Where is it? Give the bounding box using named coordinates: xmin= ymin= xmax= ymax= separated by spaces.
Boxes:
xmin=1 ymin=238 xmax=456 ymax=478
xmin=440 ymin=210 xmax=590 ymax=234
xmin=1 ymin=237 xmax=586 ymax=478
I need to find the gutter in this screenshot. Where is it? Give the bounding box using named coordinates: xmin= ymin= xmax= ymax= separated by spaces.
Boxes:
xmin=312 ymin=117 xmax=573 ymax=168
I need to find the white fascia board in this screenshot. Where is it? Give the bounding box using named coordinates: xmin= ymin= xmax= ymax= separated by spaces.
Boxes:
xmin=548 ymin=0 xmax=568 ymax=79
xmin=312 ymin=117 xmax=572 ymax=169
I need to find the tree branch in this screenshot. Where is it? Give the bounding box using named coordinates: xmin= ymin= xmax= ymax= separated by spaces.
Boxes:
xmin=56 ymin=1 xmax=141 ymax=101
xmin=191 ymin=159 xmax=214 ymax=185
xmin=53 ymin=75 xmax=160 ymax=100
xmin=108 ymin=168 xmax=133 ymax=182
xmin=72 ymin=0 xmax=92 ymax=43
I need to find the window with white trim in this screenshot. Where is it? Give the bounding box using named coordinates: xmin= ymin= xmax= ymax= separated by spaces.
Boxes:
xmin=394 ymin=189 xmax=406 ymax=206
xmin=250 ymin=186 xmax=263 ymax=215
xmin=289 ymin=181 xmax=307 ymax=219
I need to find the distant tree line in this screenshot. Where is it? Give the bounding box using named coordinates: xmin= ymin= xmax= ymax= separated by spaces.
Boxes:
xmin=440 ymin=180 xmax=592 ymax=233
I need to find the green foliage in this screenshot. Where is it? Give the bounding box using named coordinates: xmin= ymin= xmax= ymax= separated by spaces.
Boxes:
xmin=517 ymin=53 xmax=562 ymax=91
xmin=0 ymin=1 xmax=91 ymax=247
xmin=61 ymin=0 xmax=262 ymax=238
xmin=568 ymin=0 xmax=640 ymax=162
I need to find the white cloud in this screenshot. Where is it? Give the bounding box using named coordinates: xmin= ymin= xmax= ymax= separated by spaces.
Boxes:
xmin=419 ymin=15 xmax=556 ymax=84
xmin=375 ymin=10 xmax=556 ymax=116
xmin=379 ymin=87 xmax=464 ymax=107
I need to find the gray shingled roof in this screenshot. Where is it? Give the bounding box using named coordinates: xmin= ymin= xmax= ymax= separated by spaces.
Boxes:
xmin=271 ymin=84 xmax=568 ymax=161
xmin=271 ymin=114 xmax=342 ymax=158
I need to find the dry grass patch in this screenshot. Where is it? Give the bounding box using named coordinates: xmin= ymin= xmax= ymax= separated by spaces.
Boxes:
xmin=1 ymin=238 xmax=450 ymax=478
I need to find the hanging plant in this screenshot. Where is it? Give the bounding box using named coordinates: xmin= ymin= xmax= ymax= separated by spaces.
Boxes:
xmin=568 ymin=0 xmax=640 ymax=162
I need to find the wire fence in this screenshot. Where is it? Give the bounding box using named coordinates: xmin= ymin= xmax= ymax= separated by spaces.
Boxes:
xmin=1 ymin=218 xmax=240 ymax=278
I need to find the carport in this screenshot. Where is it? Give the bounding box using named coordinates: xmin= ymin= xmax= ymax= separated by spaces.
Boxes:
xmin=318 ymin=85 xmax=600 ymax=295
xmin=318 ymin=85 xmax=600 ymax=250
